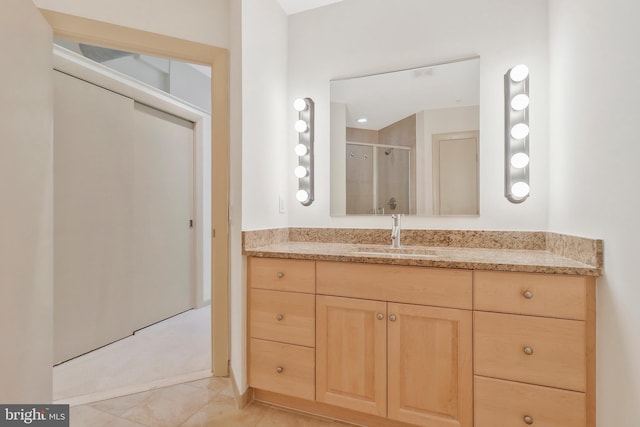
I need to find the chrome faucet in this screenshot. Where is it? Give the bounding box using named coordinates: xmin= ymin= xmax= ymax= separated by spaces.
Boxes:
xmin=391 ymin=214 xmax=402 ymax=248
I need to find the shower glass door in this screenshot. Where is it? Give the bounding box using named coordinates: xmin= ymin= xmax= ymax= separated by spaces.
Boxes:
xmin=346 ymin=142 xmax=412 ymax=215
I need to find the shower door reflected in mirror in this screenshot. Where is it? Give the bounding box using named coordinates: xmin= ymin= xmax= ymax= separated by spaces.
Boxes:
xmin=346 ymin=143 xmax=413 ymax=215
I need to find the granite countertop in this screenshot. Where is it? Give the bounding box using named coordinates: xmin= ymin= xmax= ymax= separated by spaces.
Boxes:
xmin=243 ymin=229 xmax=603 ymax=276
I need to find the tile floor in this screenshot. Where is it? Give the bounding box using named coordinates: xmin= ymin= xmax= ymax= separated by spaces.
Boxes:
xmin=70 ymin=377 xmax=353 ymax=427
xmin=55 ymin=305 xmax=211 ymax=403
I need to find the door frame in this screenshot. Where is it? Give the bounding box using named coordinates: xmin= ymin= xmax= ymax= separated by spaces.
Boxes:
xmin=40 ymin=9 xmax=230 ymax=376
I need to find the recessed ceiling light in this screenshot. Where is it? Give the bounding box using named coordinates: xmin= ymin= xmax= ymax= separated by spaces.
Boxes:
xmin=357 ymin=118 xmax=368 ymax=123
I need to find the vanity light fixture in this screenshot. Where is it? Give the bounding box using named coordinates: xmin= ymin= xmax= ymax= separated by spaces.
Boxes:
xmin=294 ymin=119 xmax=309 ymax=133
xmin=294 ymin=143 xmax=308 ymax=156
xmin=293 ymin=98 xmax=308 ymax=112
xmin=505 ymin=64 xmax=530 ymax=203
xmin=293 ymin=97 xmax=314 ymax=206
xmin=294 ymin=165 xmax=309 ymax=178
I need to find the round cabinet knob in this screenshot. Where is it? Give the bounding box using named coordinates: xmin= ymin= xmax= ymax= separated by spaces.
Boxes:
xmin=276 ymin=367 xmax=283 ymax=374
xmin=523 ymin=415 xmax=533 ymax=425
xmin=523 ymin=346 xmax=534 ymax=356
xmin=389 ymin=314 xmax=397 ymax=322
xmin=523 ymin=290 xmax=534 ymax=299
xmin=376 ymin=313 xmax=384 ymax=320
xmin=276 ymin=272 xmax=284 ymax=278
xmin=276 ymin=314 xmax=284 ymax=321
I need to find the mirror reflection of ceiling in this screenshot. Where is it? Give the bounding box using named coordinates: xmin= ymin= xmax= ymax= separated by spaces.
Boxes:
xmin=54 ymin=39 xmax=212 ymax=113
xmin=331 ymin=58 xmax=480 ymax=131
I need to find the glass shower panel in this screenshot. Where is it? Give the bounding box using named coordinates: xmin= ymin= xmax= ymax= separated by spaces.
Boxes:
xmin=376 ymin=146 xmax=412 ymax=215
xmin=346 ymin=143 xmax=374 ymax=214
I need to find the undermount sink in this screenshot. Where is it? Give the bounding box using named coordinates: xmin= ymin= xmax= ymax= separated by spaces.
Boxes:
xmin=352 ymin=246 xmax=438 ymax=258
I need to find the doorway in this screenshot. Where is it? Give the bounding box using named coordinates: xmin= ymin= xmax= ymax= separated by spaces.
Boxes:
xmin=40 ymin=8 xmax=230 ymax=388
xmin=432 ymin=131 xmax=479 ymax=215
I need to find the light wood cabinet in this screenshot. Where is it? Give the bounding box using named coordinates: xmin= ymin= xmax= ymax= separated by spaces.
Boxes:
xmin=473 ymin=270 xmax=596 ymax=427
xmin=249 ymin=338 xmax=315 ymax=401
xmin=474 ymin=311 xmax=586 ymax=391
xmin=316 ymin=295 xmax=387 ymax=417
xmin=250 ymin=288 xmax=315 ymax=347
xmin=388 ymin=303 xmax=472 ymax=427
xmin=249 ymin=257 xmax=315 ymax=293
xmin=248 ymin=258 xmax=595 ymax=427
xmin=474 ymin=270 xmax=587 ymax=320
xmin=248 ymin=257 xmax=316 ymax=400
xmin=474 ymin=376 xmax=586 ymax=427
xmin=316 ymin=262 xmax=473 ymax=427
xmin=316 ymin=261 xmax=472 ymax=309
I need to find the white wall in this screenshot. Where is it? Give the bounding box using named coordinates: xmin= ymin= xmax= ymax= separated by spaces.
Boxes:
xmin=231 ymin=0 xmax=289 ymax=391
xmin=285 ymin=0 xmax=549 ymax=230
xmin=548 ymin=0 xmax=640 ymax=424
xmin=33 ymin=0 xmax=229 ymax=48
xmin=228 ymin=0 xmax=245 ymax=390
xmin=241 ymin=0 xmax=289 ymax=231
xmin=0 ymin=0 xmax=53 ymax=403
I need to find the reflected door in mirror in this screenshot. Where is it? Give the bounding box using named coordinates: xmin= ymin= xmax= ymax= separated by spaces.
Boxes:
xmin=433 ymin=132 xmax=479 ymax=215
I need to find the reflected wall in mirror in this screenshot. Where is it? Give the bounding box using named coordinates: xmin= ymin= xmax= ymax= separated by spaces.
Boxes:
xmin=330 ymin=57 xmax=480 ymax=216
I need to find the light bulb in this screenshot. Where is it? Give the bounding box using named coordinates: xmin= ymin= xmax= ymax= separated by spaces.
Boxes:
xmin=294 ymin=144 xmax=308 ymax=156
xmin=511 ymin=152 xmax=530 ymax=168
xmin=357 ymin=118 xmax=368 ymax=123
xmin=511 ymin=94 xmax=530 ymax=111
xmin=295 ymin=119 xmax=308 ymax=133
xmin=511 ymin=123 xmax=529 ymax=140
xmin=293 ymin=98 xmax=308 ymax=112
xmin=510 ymin=64 xmax=529 ymax=82
xmin=296 ymin=189 xmax=310 ymax=203
xmin=294 ymin=166 xmax=308 ymax=178
xmin=511 ymin=181 xmax=530 ymax=198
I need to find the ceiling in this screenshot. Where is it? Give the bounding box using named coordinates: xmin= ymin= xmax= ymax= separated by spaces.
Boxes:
xmin=276 ymin=0 xmax=343 ymax=15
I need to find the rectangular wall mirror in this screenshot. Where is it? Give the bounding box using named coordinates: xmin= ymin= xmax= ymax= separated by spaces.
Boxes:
xmin=330 ymin=57 xmax=480 ymax=216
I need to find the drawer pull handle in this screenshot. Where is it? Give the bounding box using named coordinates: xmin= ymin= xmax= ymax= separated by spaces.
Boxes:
xmin=523 ymin=290 xmax=534 ymax=299
xmin=523 ymin=346 xmax=534 ymax=356
xmin=376 ymin=313 xmax=384 ymax=320
xmin=276 ymin=314 xmax=284 ymax=321
xmin=276 ymin=367 xmax=283 ymax=374
xmin=389 ymin=314 xmax=397 ymax=322
xmin=276 ymin=272 xmax=284 ymax=278
xmin=523 ymin=415 xmax=533 ymax=425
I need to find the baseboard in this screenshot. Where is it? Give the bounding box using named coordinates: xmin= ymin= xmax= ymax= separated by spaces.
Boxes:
xmin=230 ymin=367 xmax=253 ymax=409
xmin=254 ymin=389 xmax=415 ymax=427
xmin=55 ymin=369 xmax=213 ymax=407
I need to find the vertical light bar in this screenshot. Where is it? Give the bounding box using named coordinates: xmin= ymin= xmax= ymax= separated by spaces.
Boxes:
xmin=294 ymin=98 xmax=314 ymax=206
xmin=505 ymin=64 xmax=530 ymax=203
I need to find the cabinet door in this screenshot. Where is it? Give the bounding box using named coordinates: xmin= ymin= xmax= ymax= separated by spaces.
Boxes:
xmin=388 ymin=303 xmax=472 ymax=427
xmin=316 ymin=295 xmax=387 ymax=416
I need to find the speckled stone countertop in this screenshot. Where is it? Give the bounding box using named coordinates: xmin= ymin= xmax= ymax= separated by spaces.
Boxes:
xmin=243 ymin=228 xmax=603 ymax=276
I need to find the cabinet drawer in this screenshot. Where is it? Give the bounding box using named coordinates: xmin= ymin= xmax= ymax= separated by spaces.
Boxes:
xmin=249 ymin=257 xmax=315 ymax=293
xmin=474 ymin=271 xmax=588 ymax=320
xmin=317 ymin=261 xmax=472 ymax=309
xmin=250 ymin=289 xmax=315 ymax=347
xmin=249 ymin=338 xmax=315 ymax=401
xmin=474 ymin=312 xmax=586 ymax=391
xmin=475 ymin=376 xmax=585 ymax=427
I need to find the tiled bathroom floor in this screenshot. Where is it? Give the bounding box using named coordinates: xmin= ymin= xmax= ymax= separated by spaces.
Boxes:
xmin=70 ymin=376 xmax=353 ymax=426
xmin=55 ymin=305 xmax=211 ymax=404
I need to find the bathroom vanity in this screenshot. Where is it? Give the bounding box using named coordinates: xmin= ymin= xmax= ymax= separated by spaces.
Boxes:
xmin=244 ymin=229 xmax=601 ymax=427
